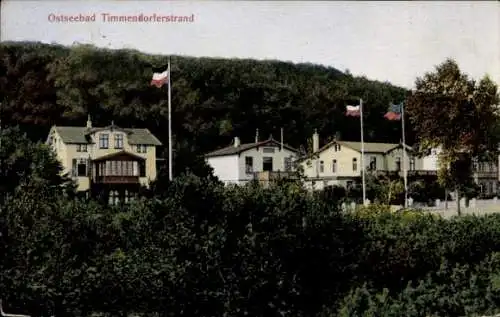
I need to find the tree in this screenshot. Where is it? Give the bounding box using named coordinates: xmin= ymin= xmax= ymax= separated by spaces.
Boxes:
xmin=1 ymin=42 xmax=408 ymax=179
xmin=406 ymin=59 xmax=500 ymax=215
xmin=0 ymin=126 xmax=75 ymax=198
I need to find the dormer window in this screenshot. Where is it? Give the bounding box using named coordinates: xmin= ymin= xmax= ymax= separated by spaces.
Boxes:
xmin=99 ymin=133 xmax=109 ymax=149
xmin=136 ymin=144 xmax=147 ymax=153
xmin=114 ymin=134 xmax=124 ymax=149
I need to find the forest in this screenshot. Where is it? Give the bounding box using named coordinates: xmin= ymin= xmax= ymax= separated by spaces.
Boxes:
xmin=0 ymin=41 xmax=408 ymax=176
xmin=1 ymin=129 xmax=500 ymax=317
xmin=2 ymin=41 xmax=500 ymax=316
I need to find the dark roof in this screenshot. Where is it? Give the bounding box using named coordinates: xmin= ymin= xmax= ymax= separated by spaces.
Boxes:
xmin=205 ymin=138 xmax=298 ymax=158
xmin=52 ymin=125 xmax=162 ymax=146
xmin=92 ymin=150 xmax=146 ymax=162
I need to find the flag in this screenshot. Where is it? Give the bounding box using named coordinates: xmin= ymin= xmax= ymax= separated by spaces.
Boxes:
xmin=384 ymin=103 xmax=402 ymax=120
xmin=151 ymin=65 xmax=169 ymax=88
xmin=345 ymin=105 xmax=361 ymax=116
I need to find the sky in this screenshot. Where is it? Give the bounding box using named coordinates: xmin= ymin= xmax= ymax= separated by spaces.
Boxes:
xmin=1 ymin=0 xmax=499 ymax=89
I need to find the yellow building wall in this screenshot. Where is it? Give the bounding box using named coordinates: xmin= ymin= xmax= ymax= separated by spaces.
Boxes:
xmin=51 ymin=128 xmax=158 ymax=191
xmin=302 ymin=145 xmax=363 ymax=178
xmin=385 ymin=147 xmax=422 ymax=171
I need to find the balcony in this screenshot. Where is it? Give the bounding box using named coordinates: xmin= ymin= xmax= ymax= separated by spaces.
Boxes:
xmin=93 ymin=175 xmax=140 ymax=184
xmin=473 ymin=171 xmax=498 ymax=179
xmin=253 ymin=171 xmax=297 ymax=182
xmin=373 ymin=170 xmax=438 ymax=177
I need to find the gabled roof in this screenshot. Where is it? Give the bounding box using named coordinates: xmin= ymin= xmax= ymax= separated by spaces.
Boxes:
xmin=92 ymin=150 xmax=146 ymax=162
xmin=205 ymin=138 xmax=298 ymax=158
xmin=297 ymin=140 xmax=413 ymax=162
xmin=51 ymin=125 xmax=162 ymax=146
xmin=336 ymin=141 xmax=402 ymax=153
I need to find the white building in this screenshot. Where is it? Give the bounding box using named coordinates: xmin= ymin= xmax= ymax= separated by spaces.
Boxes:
xmin=421 ymin=148 xmax=441 ymax=171
xmin=205 ymin=136 xmax=298 ymax=185
xmin=421 ymin=146 xmax=498 ymax=195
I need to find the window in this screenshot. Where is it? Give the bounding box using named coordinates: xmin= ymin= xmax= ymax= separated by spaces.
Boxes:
xmin=99 ymin=133 xmax=109 ymax=149
xmin=395 ymin=157 xmax=401 ymax=171
xmin=352 ymin=158 xmax=357 ymax=171
xmin=109 ymin=190 xmax=119 ymax=205
xmin=72 ymin=158 xmax=88 ymax=177
xmin=263 ymin=157 xmax=273 ymax=171
xmin=78 ymin=160 xmax=87 ymax=176
xmin=112 ymin=161 xmax=118 ymax=175
xmin=346 ymin=181 xmax=353 ymax=189
xmin=77 ymin=144 xmax=87 ymax=152
xmin=369 ymin=156 xmax=377 ymax=170
xmin=319 ymin=160 xmax=324 ymax=173
xmin=114 ymin=134 xmax=124 ymax=149
xmin=136 ymin=144 xmax=147 ymax=153
xmin=472 ymin=159 xmax=478 ymax=172
xmin=139 ymin=161 xmax=146 ymax=177
xmin=332 ymin=159 xmax=337 ymax=173
xmin=133 ymin=161 xmax=139 ymax=176
xmin=127 ymin=161 xmax=133 ymax=176
xmin=245 ymin=156 xmax=254 ymax=173
xmin=284 ymin=157 xmax=292 ymax=171
xmin=410 ymin=158 xmax=415 ymax=171
xmin=334 ymin=144 xmax=341 ymax=152
xmin=263 ymin=147 xmax=275 ymax=153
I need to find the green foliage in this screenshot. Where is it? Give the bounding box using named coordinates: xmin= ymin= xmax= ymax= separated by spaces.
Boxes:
xmin=0 ymin=126 xmax=75 ymax=198
xmin=3 ymin=44 xmax=500 ymax=317
xmin=1 ymin=41 xmax=408 ymax=177
xmin=3 ymin=172 xmax=500 ymax=316
xmin=406 ymin=59 xmax=500 ymax=214
xmin=409 ymin=179 xmax=448 ymax=203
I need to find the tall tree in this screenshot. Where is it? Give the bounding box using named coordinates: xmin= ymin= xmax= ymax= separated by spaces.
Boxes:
xmin=406 ymin=59 xmax=500 ymax=214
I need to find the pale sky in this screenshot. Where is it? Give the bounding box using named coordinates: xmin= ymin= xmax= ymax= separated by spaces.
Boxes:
xmin=1 ymin=0 xmax=499 ymax=89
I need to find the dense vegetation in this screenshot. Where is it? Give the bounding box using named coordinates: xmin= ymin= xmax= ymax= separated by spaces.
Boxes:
xmin=0 ymin=41 xmax=408 ymax=177
xmin=1 ymin=130 xmax=500 ymax=316
xmin=2 ymin=42 xmax=500 ymax=316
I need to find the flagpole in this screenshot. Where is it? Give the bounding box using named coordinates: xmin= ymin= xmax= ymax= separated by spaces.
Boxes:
xmin=168 ymin=56 xmax=173 ymax=181
xmin=401 ymin=102 xmax=408 ymax=208
xmin=360 ymin=98 xmax=366 ymax=205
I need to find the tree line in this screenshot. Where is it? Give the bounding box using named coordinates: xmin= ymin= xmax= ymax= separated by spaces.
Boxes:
xmin=1 ymin=131 xmax=500 ymax=316
xmin=0 ymin=41 xmax=408 ymax=177
xmin=2 ymin=41 xmax=500 ymax=316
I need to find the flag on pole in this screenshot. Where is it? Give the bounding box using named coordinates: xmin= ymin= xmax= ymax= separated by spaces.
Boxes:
xmin=384 ymin=103 xmax=403 ymax=120
xmin=151 ymin=65 xmax=170 ymax=88
xmin=345 ymin=105 xmax=361 ymax=116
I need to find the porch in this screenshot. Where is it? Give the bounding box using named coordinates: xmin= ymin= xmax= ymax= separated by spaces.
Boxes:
xmin=91 ymin=150 xmax=146 ymax=184
xmin=90 ymin=151 xmax=146 ymax=204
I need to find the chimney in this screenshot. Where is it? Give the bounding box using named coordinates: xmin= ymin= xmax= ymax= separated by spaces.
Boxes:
xmin=234 ymin=136 xmax=240 ymax=147
xmin=255 ymin=129 xmax=259 ymax=143
xmin=86 ymin=115 xmax=92 ymax=128
xmin=312 ymin=129 xmax=319 ymax=152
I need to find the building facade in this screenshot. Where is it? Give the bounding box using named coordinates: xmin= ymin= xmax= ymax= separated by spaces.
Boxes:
xmin=299 ymin=131 xmax=425 ymax=190
xmin=205 ymin=136 xmax=298 ymax=186
xmin=422 ymin=147 xmax=498 ymax=196
xmin=46 ymin=116 xmax=162 ymax=204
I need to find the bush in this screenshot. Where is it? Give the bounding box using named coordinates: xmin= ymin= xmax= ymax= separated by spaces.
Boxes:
xmin=1 ymin=175 xmax=500 ymax=316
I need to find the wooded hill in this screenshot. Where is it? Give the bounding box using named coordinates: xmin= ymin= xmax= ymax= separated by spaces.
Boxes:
xmin=0 ymin=41 xmax=408 ymax=175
